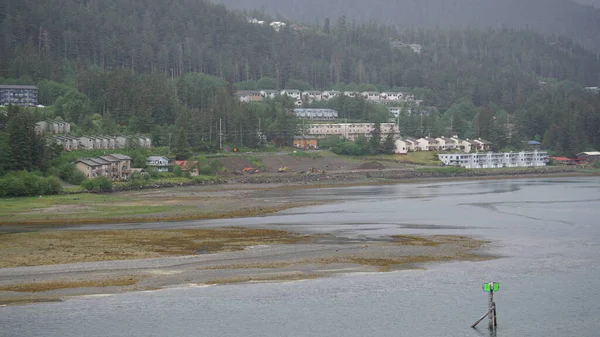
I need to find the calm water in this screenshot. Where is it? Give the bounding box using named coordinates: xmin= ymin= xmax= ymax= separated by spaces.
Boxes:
xmin=2 ymin=177 xmax=600 ymax=337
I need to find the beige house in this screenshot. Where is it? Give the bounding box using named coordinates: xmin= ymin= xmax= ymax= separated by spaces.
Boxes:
xmin=404 ymin=137 xmax=419 ymax=152
xmin=235 ymin=90 xmax=262 ymax=103
xmin=35 ymin=120 xmax=71 ymax=135
xmin=461 ymin=139 xmax=480 ymax=153
xmin=394 ymin=139 xmax=408 ymax=154
xmin=435 ymin=137 xmax=451 ymax=151
xmin=75 ymin=154 xmax=132 ymax=180
xmin=417 ymin=137 xmax=439 ymax=151
xmin=473 ymin=138 xmax=492 ymax=151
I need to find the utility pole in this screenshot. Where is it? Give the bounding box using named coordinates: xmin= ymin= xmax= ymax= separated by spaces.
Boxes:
xmin=167 ymin=133 xmax=172 ymax=155
xmin=219 ymin=118 xmax=223 ymax=151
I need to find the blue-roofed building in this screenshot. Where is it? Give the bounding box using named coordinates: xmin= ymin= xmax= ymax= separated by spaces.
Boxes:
xmin=527 ymin=140 xmax=542 ymax=150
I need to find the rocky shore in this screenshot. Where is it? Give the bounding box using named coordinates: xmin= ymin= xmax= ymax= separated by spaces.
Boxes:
xmin=226 ymin=166 xmax=580 ymax=184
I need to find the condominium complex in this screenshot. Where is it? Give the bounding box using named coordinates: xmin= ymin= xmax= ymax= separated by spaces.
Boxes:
xmin=0 ymin=85 xmax=38 ymax=106
xmin=438 ymin=152 xmax=549 ymax=169
xmin=304 ymin=123 xmax=399 ymax=141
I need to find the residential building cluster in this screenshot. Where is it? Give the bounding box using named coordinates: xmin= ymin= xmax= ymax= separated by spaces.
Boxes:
xmin=293 ymin=108 xmax=338 ymax=120
xmin=235 ymin=89 xmax=422 ymax=107
xmin=394 ymin=136 xmax=491 ymax=154
xmin=75 ymin=154 xmax=132 ymax=180
xmin=438 ymin=152 xmax=549 ymax=169
xmin=35 ymin=120 xmax=71 ymax=135
xmin=303 ymin=122 xmax=400 ymax=141
xmin=55 ymin=135 xmax=152 ymax=151
xmin=0 ymin=85 xmax=38 ymax=106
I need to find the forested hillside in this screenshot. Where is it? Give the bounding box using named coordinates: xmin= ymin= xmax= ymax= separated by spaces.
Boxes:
xmin=214 ymin=0 xmax=600 ymax=52
xmin=0 ymin=0 xmax=599 ymax=163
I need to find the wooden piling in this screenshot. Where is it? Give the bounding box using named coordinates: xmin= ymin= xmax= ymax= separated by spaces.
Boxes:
xmin=489 ymin=287 xmax=494 ymax=329
xmin=471 ymin=281 xmax=499 ymax=329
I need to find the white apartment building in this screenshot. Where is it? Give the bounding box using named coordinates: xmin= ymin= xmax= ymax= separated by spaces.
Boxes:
xmin=438 ymin=151 xmax=549 ymax=169
xmin=322 ymin=91 xmax=341 ymax=100
xmin=293 ymin=108 xmax=338 ymax=121
xmin=305 ymin=123 xmax=400 ymax=141
xmin=302 ymin=91 xmax=323 ymax=102
xmin=280 ymin=89 xmax=301 ymax=100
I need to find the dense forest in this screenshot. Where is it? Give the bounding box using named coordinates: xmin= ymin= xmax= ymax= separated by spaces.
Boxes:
xmin=1 ymin=0 xmax=600 ymax=168
xmin=214 ymin=0 xmax=600 ymax=52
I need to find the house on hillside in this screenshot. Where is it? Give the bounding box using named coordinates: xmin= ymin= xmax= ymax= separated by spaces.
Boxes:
xmin=394 ymin=139 xmax=408 ymax=154
xmin=280 ymin=89 xmax=301 ymax=100
xmin=404 ymin=137 xmax=419 ymax=152
xmin=343 ymin=91 xmax=359 ymax=98
xmin=75 ymin=159 xmax=104 ymax=179
xmin=293 ymin=135 xmax=318 ymax=149
xmin=302 ymin=91 xmax=322 ymax=102
xmin=174 ymin=160 xmax=199 ymax=176
xmin=473 ymin=138 xmax=492 ymax=151
xmin=417 ymin=137 xmax=439 ymax=151
xmin=105 ymin=154 xmax=132 ymax=179
xmin=361 ymin=91 xmax=380 ymax=101
xmin=448 ymin=137 xmax=464 ymax=151
xmin=146 ymin=156 xmax=170 ymax=172
xmin=235 ymin=90 xmax=262 ymax=103
xmin=461 ymin=139 xmax=479 ymax=153
xmin=322 ymin=91 xmax=341 ymax=100
xmin=260 ymin=90 xmax=278 ymax=99
xmin=577 ymin=151 xmax=600 ymax=162
xmin=435 ymin=137 xmax=451 ymax=151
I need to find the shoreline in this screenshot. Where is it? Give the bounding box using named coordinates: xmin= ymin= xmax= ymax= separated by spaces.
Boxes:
xmin=0 ymin=167 xmax=591 ymax=227
xmin=0 ymin=170 xmax=591 ymax=306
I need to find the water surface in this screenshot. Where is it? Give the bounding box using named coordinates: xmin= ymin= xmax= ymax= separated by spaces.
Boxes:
xmin=2 ymin=177 xmax=599 ymax=337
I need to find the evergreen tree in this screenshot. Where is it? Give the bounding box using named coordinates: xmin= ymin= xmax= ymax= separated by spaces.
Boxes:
xmin=7 ymin=108 xmax=33 ymax=171
xmin=369 ymin=122 xmax=382 ymax=154
xmin=382 ymin=132 xmax=397 ymax=154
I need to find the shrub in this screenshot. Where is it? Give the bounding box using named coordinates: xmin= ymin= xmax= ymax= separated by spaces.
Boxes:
xmin=57 ymin=163 xmax=87 ymax=185
xmin=0 ymin=171 xmax=62 ymax=197
xmin=198 ymin=160 xmax=222 ymax=175
xmin=81 ymin=176 xmax=113 ymax=192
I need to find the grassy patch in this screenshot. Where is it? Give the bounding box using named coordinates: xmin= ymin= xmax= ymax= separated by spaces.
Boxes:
xmin=398 ymin=152 xmax=441 ymax=165
xmin=0 ymin=278 xmax=138 ymax=293
xmin=290 ymin=151 xmax=323 ymax=159
xmin=246 ymin=156 xmax=266 ymax=170
xmin=0 ymin=227 xmax=314 ymax=267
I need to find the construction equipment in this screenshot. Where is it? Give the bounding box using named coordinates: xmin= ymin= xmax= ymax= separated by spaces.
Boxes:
xmin=278 ymin=166 xmax=289 ymax=173
xmin=242 ymin=167 xmax=260 ymax=174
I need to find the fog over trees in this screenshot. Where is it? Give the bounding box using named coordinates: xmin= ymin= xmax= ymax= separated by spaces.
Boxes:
xmin=213 ymin=0 xmax=600 ymax=51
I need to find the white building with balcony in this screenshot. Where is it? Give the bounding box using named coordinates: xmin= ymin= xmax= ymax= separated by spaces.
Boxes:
xmin=438 ymin=151 xmax=548 ymax=169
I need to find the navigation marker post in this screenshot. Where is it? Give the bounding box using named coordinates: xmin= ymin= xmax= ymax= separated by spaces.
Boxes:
xmin=471 ymin=281 xmax=499 ymax=330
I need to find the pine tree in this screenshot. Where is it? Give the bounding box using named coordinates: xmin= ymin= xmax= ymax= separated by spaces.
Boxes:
xmin=382 ymin=132 xmax=397 ymax=154
xmin=7 ymin=108 xmax=33 ymax=171
xmin=369 ymin=122 xmax=382 ymax=154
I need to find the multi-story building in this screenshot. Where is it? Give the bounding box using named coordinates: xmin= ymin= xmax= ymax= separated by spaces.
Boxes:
xmin=75 ymin=154 xmax=132 ymax=180
xmin=293 ymin=108 xmax=338 ymax=121
xmin=438 ymin=151 xmax=548 ymax=169
xmin=0 ymin=85 xmax=38 ymax=106
xmin=35 ymin=120 xmax=71 ymax=135
xmin=305 ymin=123 xmax=399 ymax=141
xmin=235 ymin=90 xmax=262 ymax=102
